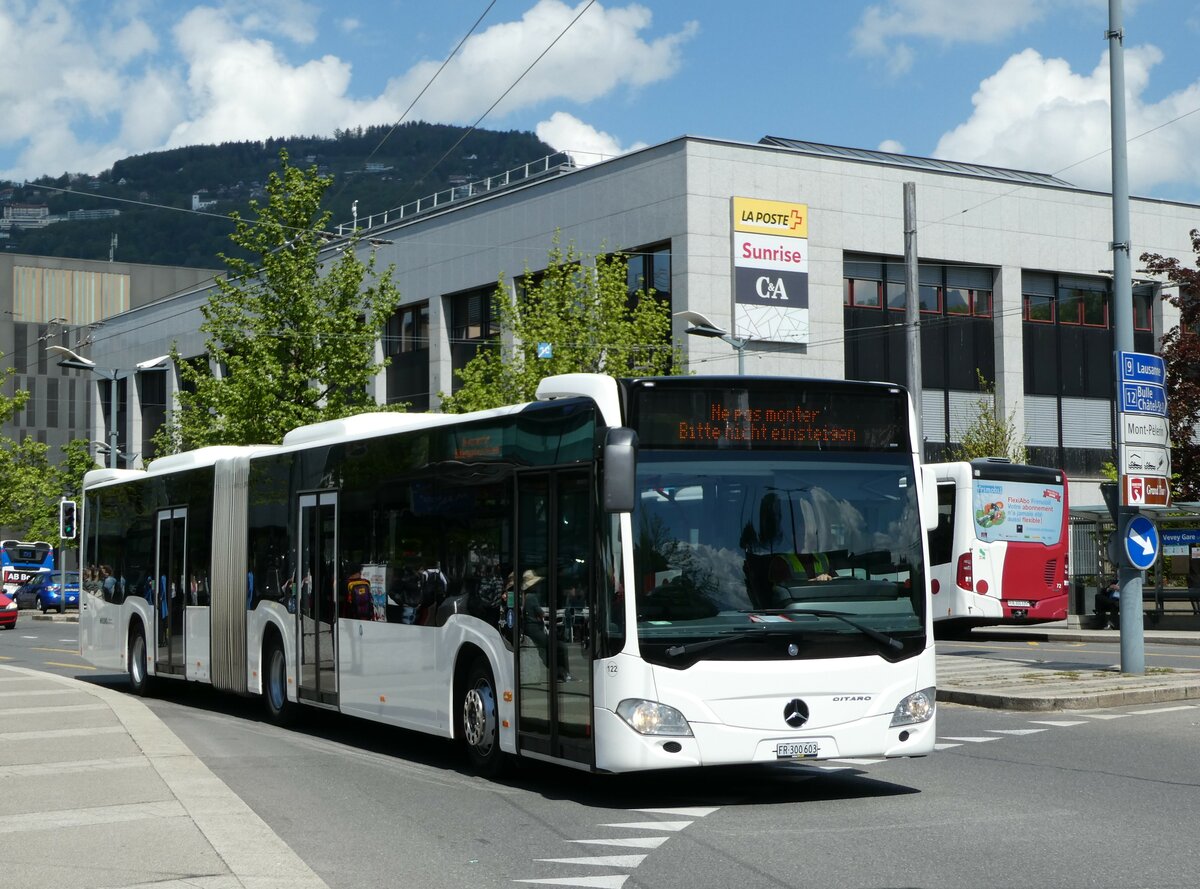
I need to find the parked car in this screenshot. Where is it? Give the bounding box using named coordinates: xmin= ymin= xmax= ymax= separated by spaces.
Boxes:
xmin=0 ymin=591 xmax=16 ymax=629
xmin=17 ymin=571 xmax=80 ymax=613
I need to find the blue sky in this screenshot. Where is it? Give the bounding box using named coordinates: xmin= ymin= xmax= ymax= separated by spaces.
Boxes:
xmin=4 ymin=0 xmax=1200 ymax=201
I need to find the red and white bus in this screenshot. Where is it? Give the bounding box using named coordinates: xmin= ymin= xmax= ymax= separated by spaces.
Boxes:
xmin=927 ymin=458 xmax=1069 ymax=631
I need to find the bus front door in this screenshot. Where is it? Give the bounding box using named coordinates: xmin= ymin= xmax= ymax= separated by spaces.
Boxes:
xmin=154 ymin=508 xmax=187 ymax=675
xmin=297 ymin=493 xmax=339 ymax=706
xmin=516 ymin=470 xmax=593 ymax=765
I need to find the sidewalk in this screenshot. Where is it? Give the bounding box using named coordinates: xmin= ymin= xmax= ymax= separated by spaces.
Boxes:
xmin=0 ymin=664 xmax=330 ymax=889
xmin=937 ymin=625 xmax=1200 ymax=711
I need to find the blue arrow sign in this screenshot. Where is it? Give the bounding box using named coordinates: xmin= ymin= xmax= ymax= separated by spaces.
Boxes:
xmin=1124 ymin=515 xmax=1160 ymax=570
xmin=1119 ymin=351 xmax=1166 ymax=386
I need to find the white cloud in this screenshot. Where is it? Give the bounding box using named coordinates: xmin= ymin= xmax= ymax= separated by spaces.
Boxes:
xmin=383 ymin=1 xmax=698 ymax=122
xmin=934 ymin=45 xmax=1200 ymax=195
xmin=0 ymin=1 xmax=695 ymax=181
xmin=536 ymin=111 xmax=647 ymax=165
xmin=166 ymin=6 xmax=356 ymax=148
xmin=878 ymin=139 xmax=906 ymax=154
xmin=852 ymin=0 xmax=1089 ymax=75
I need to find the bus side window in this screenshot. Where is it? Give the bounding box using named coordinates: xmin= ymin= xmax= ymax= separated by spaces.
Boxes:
xmin=928 ymin=482 xmax=956 ymax=566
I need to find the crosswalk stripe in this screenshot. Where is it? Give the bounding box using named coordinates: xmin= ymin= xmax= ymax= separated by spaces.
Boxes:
xmin=985 ymin=729 xmax=1046 ymax=735
xmin=633 ymin=807 xmax=719 ymax=817
xmin=933 ymin=743 xmax=962 ymax=750
xmin=1028 ymin=720 xmax=1087 ymax=727
xmin=1127 ymin=705 xmax=1195 ymax=715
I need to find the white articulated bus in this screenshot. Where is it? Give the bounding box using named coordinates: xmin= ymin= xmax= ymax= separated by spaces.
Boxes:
xmin=79 ymin=374 xmax=938 ymax=774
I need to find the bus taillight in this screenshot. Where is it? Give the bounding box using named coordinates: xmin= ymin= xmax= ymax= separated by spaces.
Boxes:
xmin=956 ymin=552 xmax=973 ymax=591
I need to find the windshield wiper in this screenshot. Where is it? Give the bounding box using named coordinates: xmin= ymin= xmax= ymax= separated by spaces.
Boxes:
xmin=741 ymin=608 xmax=903 ymax=652
xmin=665 ymin=629 xmax=771 ymax=658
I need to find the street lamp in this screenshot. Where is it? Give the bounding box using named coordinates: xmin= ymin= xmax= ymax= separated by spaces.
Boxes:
xmin=47 ymin=346 xmax=168 ymax=469
xmin=675 ymin=310 xmax=748 ymax=375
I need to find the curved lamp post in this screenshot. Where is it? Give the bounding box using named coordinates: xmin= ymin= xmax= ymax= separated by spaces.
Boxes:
xmin=675 ymin=310 xmax=747 ymax=375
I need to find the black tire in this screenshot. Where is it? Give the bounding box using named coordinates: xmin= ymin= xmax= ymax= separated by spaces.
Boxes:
xmin=128 ymin=625 xmax=152 ymax=696
xmin=263 ymin=638 xmax=295 ymax=725
xmin=460 ymin=656 xmax=506 ymax=777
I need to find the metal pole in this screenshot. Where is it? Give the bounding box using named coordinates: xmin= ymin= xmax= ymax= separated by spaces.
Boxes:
xmin=108 ymin=374 xmax=119 ymax=469
xmin=1108 ymin=0 xmax=1144 ymax=673
xmin=736 ymin=340 xmax=745 ymax=376
xmin=904 ymin=182 xmax=923 ymax=448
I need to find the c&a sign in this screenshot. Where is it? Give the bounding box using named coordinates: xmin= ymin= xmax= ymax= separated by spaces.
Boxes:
xmin=731 ymin=197 xmax=809 ymax=344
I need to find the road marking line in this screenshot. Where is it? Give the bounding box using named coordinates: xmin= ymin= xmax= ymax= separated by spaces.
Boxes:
xmin=568 ymin=837 xmax=669 ymax=850
xmin=31 ymin=647 xmax=77 ymax=653
xmin=1083 ymin=713 xmax=1130 ymax=720
xmin=1028 ymin=720 xmax=1087 ymax=727
xmin=633 ymin=806 xmax=719 ymax=817
xmin=933 ymin=743 xmax=962 ymax=750
xmin=0 ymin=688 xmax=79 ymax=698
xmin=514 ymin=876 xmax=629 ymax=888
xmin=600 ymin=821 xmax=692 ymax=832
xmin=831 ymin=757 xmax=886 ymax=764
xmin=43 ymin=661 xmax=96 ymax=670
xmin=986 ymin=729 xmax=1046 ymax=735
xmin=534 ymin=856 xmax=647 ymax=868
xmin=1127 ymin=705 xmax=1196 ymax=715
xmin=940 ymin=736 xmax=1001 ymax=743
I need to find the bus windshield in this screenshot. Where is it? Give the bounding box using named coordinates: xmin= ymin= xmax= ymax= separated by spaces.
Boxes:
xmin=631 ymin=452 xmax=925 ymax=664
xmin=972 ymin=477 xmax=1065 ymax=545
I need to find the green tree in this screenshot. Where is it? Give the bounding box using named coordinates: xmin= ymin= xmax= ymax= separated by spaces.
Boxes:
xmin=950 ymin=371 xmax=1028 ymax=463
xmin=440 ymin=238 xmax=681 ymax=413
xmin=158 ymin=150 xmax=402 ymax=451
xmin=1142 ymin=230 xmax=1200 ymax=500
xmin=0 ymin=362 xmax=95 ymax=543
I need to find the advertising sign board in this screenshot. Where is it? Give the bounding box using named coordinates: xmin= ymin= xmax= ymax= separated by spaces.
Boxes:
xmin=732 ymin=197 xmax=809 ymax=345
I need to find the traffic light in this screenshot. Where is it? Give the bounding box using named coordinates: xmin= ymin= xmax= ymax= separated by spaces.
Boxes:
xmin=60 ymin=499 xmax=77 ymax=540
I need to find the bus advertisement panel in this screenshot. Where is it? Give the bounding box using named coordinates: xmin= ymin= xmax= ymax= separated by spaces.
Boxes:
xmin=79 ymin=375 xmax=938 ymax=776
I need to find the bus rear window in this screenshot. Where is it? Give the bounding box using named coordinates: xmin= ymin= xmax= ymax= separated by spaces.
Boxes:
xmin=972 ymin=479 xmax=1064 ymax=545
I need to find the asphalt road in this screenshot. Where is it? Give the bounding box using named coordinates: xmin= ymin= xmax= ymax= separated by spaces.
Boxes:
xmin=5 ymin=619 xmax=1200 ymax=888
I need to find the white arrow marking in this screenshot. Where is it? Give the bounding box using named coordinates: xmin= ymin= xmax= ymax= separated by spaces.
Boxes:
xmin=569 ymin=837 xmax=669 ymax=849
xmin=600 ymin=821 xmax=692 ymax=832
xmin=514 ymin=877 xmax=629 ymax=888
xmin=1129 ymin=530 xmax=1155 ymax=555
xmin=633 ymin=807 xmax=720 ymax=817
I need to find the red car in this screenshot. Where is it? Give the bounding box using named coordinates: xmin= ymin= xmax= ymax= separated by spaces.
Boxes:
xmin=0 ymin=591 xmax=16 ymax=630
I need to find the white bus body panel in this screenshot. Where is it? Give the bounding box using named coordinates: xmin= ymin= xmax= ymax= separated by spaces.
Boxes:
xmin=592 ymin=645 xmax=937 ymax=773
xmin=185 ymin=607 xmax=210 ymax=682
xmin=245 ymin=601 xmax=294 ymax=696
xmin=79 ymin=594 xmax=155 ymax=674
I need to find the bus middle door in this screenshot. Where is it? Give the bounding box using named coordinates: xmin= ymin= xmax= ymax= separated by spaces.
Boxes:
xmin=516 ymin=469 xmax=593 ymax=765
xmin=154 ymin=508 xmax=187 ymax=675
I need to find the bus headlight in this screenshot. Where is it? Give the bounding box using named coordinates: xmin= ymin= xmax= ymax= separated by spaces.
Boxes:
xmin=616 ymin=699 xmax=693 ymax=736
xmin=890 ymin=687 xmax=936 ymax=727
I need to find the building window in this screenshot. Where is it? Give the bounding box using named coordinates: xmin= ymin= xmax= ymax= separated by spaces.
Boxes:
xmin=449 ymin=286 xmax=500 ymax=393
xmin=973 ymin=290 xmax=993 ymax=317
xmin=1133 ymin=287 xmax=1154 ymax=331
xmin=847 ymin=278 xmax=881 ymax=308
xmin=626 ymin=243 xmax=671 ymax=304
xmin=384 ymin=303 xmax=429 ymax=356
xmin=385 ymin=303 xmax=431 ymax=411
xmin=139 ymin=370 xmax=166 ymax=461
xmin=46 ymin=378 xmax=59 ymax=428
xmin=1024 ymin=294 xmax=1054 ymax=323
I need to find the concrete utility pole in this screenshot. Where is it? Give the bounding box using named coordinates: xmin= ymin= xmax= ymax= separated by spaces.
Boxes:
xmin=1108 ymin=0 xmax=1145 ymax=674
xmin=904 ymin=182 xmax=923 ymax=448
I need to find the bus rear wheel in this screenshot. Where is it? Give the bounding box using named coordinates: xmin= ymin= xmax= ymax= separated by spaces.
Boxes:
xmin=128 ymin=625 xmax=152 ymax=696
xmin=263 ymin=639 xmax=295 ymax=725
xmin=460 ymin=656 xmax=504 ymax=776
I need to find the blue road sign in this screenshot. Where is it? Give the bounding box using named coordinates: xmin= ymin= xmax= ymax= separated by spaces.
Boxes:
xmin=1119 ymin=351 xmax=1166 ymax=386
xmin=536 ymin=342 xmax=553 ymax=359
xmin=1124 ymin=515 xmax=1160 ymax=570
xmin=1120 ymin=381 xmax=1167 ymax=417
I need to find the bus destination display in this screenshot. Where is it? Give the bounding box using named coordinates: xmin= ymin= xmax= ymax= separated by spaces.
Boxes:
xmin=631 ymin=384 xmax=909 ymax=451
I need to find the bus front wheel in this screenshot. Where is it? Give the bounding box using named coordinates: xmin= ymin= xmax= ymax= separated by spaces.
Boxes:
xmin=128 ymin=626 xmax=152 ymax=696
xmin=263 ymin=639 xmax=295 ymax=725
xmin=461 ymin=656 xmax=504 ymax=776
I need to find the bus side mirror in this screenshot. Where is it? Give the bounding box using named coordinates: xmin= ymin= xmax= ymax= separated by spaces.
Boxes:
xmin=603 ymin=427 xmax=637 ymax=513
xmin=921 ymin=467 xmax=939 ymax=531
